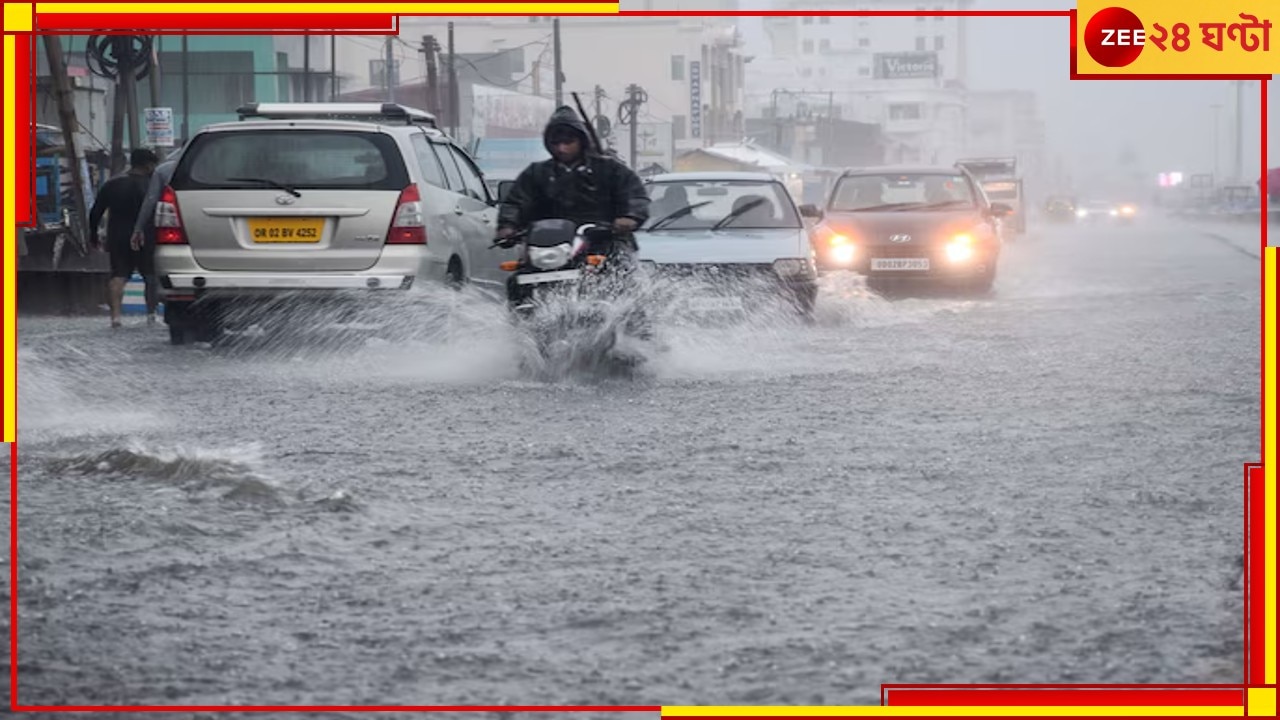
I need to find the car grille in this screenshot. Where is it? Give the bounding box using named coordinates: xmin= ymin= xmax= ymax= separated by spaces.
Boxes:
xmin=867 ymin=244 xmax=936 ymax=259
xmin=657 ymin=263 xmax=775 ymax=280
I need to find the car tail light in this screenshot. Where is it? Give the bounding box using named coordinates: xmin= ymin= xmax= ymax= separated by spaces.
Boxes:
xmin=387 ymin=184 xmax=427 ymax=244
xmin=155 ymin=186 xmax=188 ymax=245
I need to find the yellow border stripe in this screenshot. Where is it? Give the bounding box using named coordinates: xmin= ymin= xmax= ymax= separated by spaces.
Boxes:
xmin=3 ymin=34 xmax=14 ymax=444
xmin=4 ymin=3 xmax=33 ymax=31
xmin=1268 ymin=247 xmax=1277 ymax=685
xmin=661 ymin=707 xmax=1242 ymax=717
xmin=36 ymin=2 xmax=619 ymax=13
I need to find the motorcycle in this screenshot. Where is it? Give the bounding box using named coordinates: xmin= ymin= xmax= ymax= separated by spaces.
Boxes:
xmin=495 ymin=218 xmax=650 ymax=372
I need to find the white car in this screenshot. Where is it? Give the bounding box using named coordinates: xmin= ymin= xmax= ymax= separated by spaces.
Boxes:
xmin=154 ymin=102 xmax=515 ymax=344
xmin=636 ymin=172 xmax=819 ymax=319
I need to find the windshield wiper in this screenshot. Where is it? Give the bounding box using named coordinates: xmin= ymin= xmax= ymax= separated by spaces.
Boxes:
xmin=914 ymin=200 xmax=973 ymax=211
xmin=226 ymin=176 xmax=301 ymax=197
xmin=711 ymin=197 xmax=768 ymax=230
xmin=646 ymin=201 xmax=712 ymax=231
xmin=834 ymin=201 xmax=925 ymax=212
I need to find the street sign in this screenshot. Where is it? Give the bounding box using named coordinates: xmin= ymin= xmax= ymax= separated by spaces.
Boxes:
xmin=143 ymin=107 xmax=174 ymax=147
xmin=873 ymin=52 xmax=939 ymax=80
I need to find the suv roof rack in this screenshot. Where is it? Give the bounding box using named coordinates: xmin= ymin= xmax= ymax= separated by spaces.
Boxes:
xmin=235 ymin=102 xmax=438 ymax=128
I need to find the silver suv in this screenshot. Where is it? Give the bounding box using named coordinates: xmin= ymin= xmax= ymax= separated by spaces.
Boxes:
xmin=154 ymin=102 xmax=517 ymax=345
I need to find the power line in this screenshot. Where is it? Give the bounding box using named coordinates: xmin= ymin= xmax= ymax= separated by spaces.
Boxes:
xmin=453 ymin=40 xmax=551 ymax=90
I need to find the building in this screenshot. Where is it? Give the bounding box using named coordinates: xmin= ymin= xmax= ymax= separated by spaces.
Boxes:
xmin=34 ymin=34 xmax=336 ymax=157
xmin=745 ymin=0 xmax=975 ymax=167
xmin=330 ymin=15 xmax=747 ymax=163
xmin=964 ymin=90 xmax=1048 ymax=190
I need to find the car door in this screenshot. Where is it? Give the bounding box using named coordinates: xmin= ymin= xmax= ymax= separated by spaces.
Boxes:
xmin=409 ymin=133 xmax=465 ymax=282
xmin=436 ymin=141 xmax=504 ymax=287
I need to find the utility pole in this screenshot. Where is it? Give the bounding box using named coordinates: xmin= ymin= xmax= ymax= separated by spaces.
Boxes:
xmin=618 ymin=83 xmax=647 ymax=169
xmin=1234 ymin=80 xmax=1245 ymax=183
xmin=303 ymin=35 xmax=311 ymax=101
xmin=448 ymin=22 xmax=460 ymax=139
xmin=181 ymin=35 xmax=190 ymax=142
xmin=41 ymin=35 xmax=90 ymax=245
xmin=593 ymin=84 xmax=607 ymax=149
xmin=1211 ymin=103 xmax=1222 ymax=182
xmin=384 ymin=36 xmax=396 ymax=103
xmin=330 ymin=35 xmax=338 ymax=100
xmin=147 ymin=35 xmax=161 ymax=136
xmin=553 ymin=18 xmax=564 ymax=106
xmin=122 ymin=60 xmax=140 ymax=155
xmin=421 ymin=35 xmax=440 ymax=117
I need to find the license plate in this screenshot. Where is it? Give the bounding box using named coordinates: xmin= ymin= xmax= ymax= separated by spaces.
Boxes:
xmin=516 ymin=268 xmax=582 ymax=285
xmin=687 ymin=296 xmax=745 ymax=312
xmin=871 ymin=257 xmax=930 ymax=271
xmin=247 ymin=217 xmax=324 ymax=244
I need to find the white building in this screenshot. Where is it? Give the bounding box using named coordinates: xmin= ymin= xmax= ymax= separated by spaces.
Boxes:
xmin=746 ymin=0 xmax=975 ymax=165
xmin=328 ymin=15 xmax=746 ymax=158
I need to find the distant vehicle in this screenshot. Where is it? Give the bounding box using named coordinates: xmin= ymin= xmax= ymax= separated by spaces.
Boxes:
xmin=154 ymin=102 xmax=508 ymax=345
xmin=812 ymin=164 xmax=1011 ymax=294
xmin=1043 ymin=195 xmax=1078 ymax=223
xmin=956 ymin=157 xmax=1026 ymax=237
xmin=1075 ymin=199 xmax=1136 ymax=224
xmin=635 ymin=171 xmax=819 ymax=320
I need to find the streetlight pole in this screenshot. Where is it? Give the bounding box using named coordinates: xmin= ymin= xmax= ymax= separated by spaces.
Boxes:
xmin=1210 ymin=103 xmax=1222 ymax=183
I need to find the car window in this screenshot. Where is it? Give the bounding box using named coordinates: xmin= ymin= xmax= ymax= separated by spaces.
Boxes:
xmin=643 ymin=180 xmax=801 ymax=230
xmin=173 ymin=130 xmax=409 ymax=191
xmin=445 ymin=144 xmax=491 ymax=203
xmin=431 ymin=141 xmax=466 ymax=194
xmin=411 ymin=134 xmax=448 ymax=188
xmin=829 ymin=173 xmax=975 ymax=211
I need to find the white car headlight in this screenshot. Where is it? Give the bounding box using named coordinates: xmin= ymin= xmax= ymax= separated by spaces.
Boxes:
xmin=529 ymin=243 xmax=573 ymax=270
xmin=1076 ymin=208 xmax=1088 ymax=217
xmin=773 ymin=258 xmax=815 ymax=278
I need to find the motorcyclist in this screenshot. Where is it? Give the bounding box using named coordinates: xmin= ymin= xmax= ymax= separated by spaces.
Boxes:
xmin=496 ymin=105 xmax=651 ymax=256
xmin=496 ymin=105 xmax=654 ymax=338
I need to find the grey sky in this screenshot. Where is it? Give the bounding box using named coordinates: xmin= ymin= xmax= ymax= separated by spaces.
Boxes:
xmin=730 ymin=0 xmax=1277 ymax=183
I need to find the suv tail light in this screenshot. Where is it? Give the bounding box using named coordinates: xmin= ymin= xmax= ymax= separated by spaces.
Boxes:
xmin=155 ymin=186 xmax=188 ymax=245
xmin=387 ymin=184 xmax=427 ymax=244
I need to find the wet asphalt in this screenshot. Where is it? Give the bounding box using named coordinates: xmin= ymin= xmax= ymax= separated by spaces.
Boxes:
xmin=5 ymin=212 xmax=1255 ymax=710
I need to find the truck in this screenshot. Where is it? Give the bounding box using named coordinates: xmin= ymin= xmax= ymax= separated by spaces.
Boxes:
xmin=956 ymin=157 xmax=1026 ymax=237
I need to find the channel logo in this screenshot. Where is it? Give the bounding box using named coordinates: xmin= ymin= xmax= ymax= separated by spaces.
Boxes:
xmin=1083 ymin=6 xmax=1147 ymax=67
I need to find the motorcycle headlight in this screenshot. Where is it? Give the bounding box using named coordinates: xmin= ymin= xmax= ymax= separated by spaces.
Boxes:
xmin=1076 ymin=208 xmax=1088 ymax=218
xmin=773 ymin=258 xmax=815 ymax=277
xmin=529 ymin=243 xmax=573 ymax=270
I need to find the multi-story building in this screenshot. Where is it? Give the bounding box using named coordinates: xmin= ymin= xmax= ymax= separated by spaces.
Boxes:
xmin=964 ymin=89 xmax=1048 ymax=189
xmin=330 ymin=15 xmax=747 ymax=161
xmin=746 ymin=0 xmax=975 ymax=166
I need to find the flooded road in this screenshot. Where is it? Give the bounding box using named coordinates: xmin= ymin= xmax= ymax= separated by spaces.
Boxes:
xmin=9 ymin=214 xmax=1254 ymax=707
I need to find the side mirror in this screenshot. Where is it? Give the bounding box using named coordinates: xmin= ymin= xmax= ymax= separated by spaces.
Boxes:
xmin=988 ymin=203 xmax=1014 ymax=218
xmin=799 ymin=204 xmax=824 ymax=220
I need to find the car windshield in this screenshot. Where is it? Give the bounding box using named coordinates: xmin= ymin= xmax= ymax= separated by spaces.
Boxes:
xmin=829 ymin=173 xmax=976 ymax=211
xmin=174 ymin=130 xmax=409 ymax=191
xmin=643 ymin=179 xmax=802 ymax=230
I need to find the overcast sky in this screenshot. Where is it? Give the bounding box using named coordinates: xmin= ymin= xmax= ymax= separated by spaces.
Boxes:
xmin=721 ymin=0 xmax=1278 ymax=182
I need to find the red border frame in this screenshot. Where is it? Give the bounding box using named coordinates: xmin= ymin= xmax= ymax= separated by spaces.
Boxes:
xmin=7 ymin=3 xmax=1271 ymax=713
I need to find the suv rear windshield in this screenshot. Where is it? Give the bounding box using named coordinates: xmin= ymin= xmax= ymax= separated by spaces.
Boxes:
xmin=171 ymin=130 xmax=410 ymax=191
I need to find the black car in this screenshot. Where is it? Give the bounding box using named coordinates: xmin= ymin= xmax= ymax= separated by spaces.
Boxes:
xmin=809 ymin=165 xmax=1012 ymax=294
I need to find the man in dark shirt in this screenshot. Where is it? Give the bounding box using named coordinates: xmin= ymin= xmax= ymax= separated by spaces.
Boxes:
xmin=89 ymin=148 xmax=159 ymax=328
